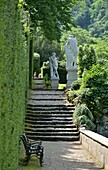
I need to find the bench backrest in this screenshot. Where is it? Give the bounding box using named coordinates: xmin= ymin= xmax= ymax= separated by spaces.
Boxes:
xmin=20 ymin=133 xmax=30 ymax=150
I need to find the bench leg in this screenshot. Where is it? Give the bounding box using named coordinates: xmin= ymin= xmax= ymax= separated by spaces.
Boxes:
xmin=23 ymin=154 xmax=31 ymax=166
xmin=39 ymin=147 xmax=44 ymax=167
xmin=39 ymin=152 xmax=43 ymax=167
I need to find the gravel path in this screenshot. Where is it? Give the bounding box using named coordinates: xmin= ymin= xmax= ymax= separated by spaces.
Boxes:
xmin=18 ymin=141 xmax=104 ymax=170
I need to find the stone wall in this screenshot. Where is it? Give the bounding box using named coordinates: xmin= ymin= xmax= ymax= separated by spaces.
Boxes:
xmin=80 ymin=129 xmax=108 ymax=170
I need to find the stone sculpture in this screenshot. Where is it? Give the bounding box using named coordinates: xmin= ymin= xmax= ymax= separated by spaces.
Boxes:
xmin=64 ymin=35 xmax=79 ymax=69
xmin=49 ymin=52 xmax=59 ymax=79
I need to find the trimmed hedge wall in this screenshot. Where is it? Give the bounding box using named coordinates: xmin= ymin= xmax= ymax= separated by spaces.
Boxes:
xmin=0 ymin=1 xmax=29 ymax=170
xmin=58 ymin=61 xmax=67 ymax=84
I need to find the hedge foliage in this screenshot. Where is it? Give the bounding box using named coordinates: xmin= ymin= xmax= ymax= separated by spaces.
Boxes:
xmin=69 ymin=64 xmax=108 ymax=131
xmin=78 ymin=44 xmax=97 ymax=78
xmin=0 ymin=1 xmax=29 ymax=170
xmin=81 ymin=64 xmax=108 ymax=116
xmin=58 ymin=61 xmax=67 ymax=84
xmin=67 ymin=42 xmax=108 ymax=131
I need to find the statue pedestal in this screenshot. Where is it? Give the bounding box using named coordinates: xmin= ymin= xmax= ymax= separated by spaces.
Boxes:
xmin=51 ymin=77 xmax=59 ymax=89
xmin=66 ymin=66 xmax=78 ymax=88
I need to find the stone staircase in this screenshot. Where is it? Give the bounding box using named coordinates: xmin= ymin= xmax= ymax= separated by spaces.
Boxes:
xmin=32 ymin=78 xmax=46 ymax=90
xmin=25 ymin=79 xmax=79 ymax=141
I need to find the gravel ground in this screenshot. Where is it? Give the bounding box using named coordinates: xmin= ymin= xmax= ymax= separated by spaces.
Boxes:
xmin=18 ymin=141 xmax=104 ymax=170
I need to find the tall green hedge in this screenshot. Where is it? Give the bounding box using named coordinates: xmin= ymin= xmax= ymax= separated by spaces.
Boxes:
xmin=0 ymin=1 xmax=29 ymax=170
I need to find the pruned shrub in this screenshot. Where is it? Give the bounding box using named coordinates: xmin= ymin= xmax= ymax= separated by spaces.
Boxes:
xmin=71 ymin=79 xmax=82 ymax=90
xmin=73 ymin=104 xmax=95 ymax=130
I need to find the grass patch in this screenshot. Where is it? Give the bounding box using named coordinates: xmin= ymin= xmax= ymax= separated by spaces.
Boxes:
xmin=58 ymin=84 xmax=66 ymax=90
xmin=18 ymin=141 xmax=41 ymax=170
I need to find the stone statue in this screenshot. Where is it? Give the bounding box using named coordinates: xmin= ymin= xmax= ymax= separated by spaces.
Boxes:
xmin=49 ymin=52 xmax=59 ymax=78
xmin=64 ymin=35 xmax=79 ymax=69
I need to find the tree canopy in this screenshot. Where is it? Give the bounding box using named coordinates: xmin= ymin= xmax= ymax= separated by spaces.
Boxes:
xmin=72 ymin=0 xmax=108 ymax=39
xmin=25 ymin=0 xmax=78 ymax=41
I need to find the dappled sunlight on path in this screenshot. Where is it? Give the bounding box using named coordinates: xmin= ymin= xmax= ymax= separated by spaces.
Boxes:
xmin=18 ymin=141 xmax=104 ymax=170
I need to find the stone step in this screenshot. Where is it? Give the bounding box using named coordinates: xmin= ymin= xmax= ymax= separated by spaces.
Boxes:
xmin=26 ymin=135 xmax=79 ymax=141
xmin=32 ymin=85 xmax=45 ymax=90
xmin=29 ymin=97 xmax=65 ymax=101
xmin=25 ymin=127 xmax=78 ymax=132
xmin=25 ymin=116 xmax=73 ymax=121
xmin=26 ymin=112 xmax=73 ymax=119
xmin=27 ymin=103 xmax=74 ymax=107
xmin=25 ymin=124 xmax=76 ymax=128
xmin=27 ymin=108 xmax=74 ymax=112
xmin=27 ymin=110 xmax=75 ymax=114
xmin=28 ymin=100 xmax=71 ymax=106
xmin=25 ymin=119 xmax=73 ymax=124
xmin=26 ymin=131 xmax=79 ymax=136
xmin=30 ymin=90 xmax=65 ymax=95
xmin=25 ymin=82 xmax=79 ymax=141
xmin=33 ymin=79 xmax=44 ymax=84
xmin=26 ymin=113 xmax=73 ymax=117
xmin=29 ymin=94 xmax=65 ymax=100
xmin=26 ymin=109 xmax=74 ymax=113
xmin=32 ymin=79 xmax=46 ymax=90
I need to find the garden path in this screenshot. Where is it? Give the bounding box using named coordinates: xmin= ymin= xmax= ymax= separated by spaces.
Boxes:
xmin=18 ymin=141 xmax=104 ymax=170
xmin=18 ymin=79 xmax=104 ymax=170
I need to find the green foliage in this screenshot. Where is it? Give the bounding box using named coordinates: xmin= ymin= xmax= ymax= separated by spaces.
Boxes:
xmin=33 ymin=53 xmax=40 ymax=76
xmin=0 ymin=1 xmax=29 ymax=170
xmin=61 ymin=27 xmax=108 ymax=63
xmin=29 ymin=38 xmax=34 ymax=89
xmin=43 ymin=74 xmax=51 ymax=89
xmin=69 ymin=64 xmax=108 ymax=131
xmin=65 ymin=90 xmax=79 ymax=103
xmin=41 ymin=61 xmax=50 ymax=78
xmin=58 ymin=61 xmax=67 ymax=84
xmin=58 ymin=84 xmax=66 ymax=90
xmin=25 ymin=0 xmax=78 ymax=41
xmin=78 ymin=44 xmax=97 ymax=78
xmin=71 ymin=79 xmax=82 ymax=90
xmin=81 ymin=64 xmax=108 ymax=88
xmin=73 ymin=104 xmax=95 ymax=130
xmin=60 ymin=27 xmax=91 ymax=48
xmin=76 ymin=64 xmax=108 ymax=121
xmin=34 ymin=35 xmax=64 ymax=67
xmin=73 ymin=0 xmax=108 ymax=39
xmin=19 ymin=0 xmax=30 ymax=37
xmin=98 ymin=59 xmax=108 ymax=68
xmin=92 ymin=38 xmax=108 ymax=60
xmin=41 ymin=61 xmax=51 ymax=88
xmin=73 ymin=88 xmax=95 ymax=110
xmin=81 ymin=64 xmax=108 ymax=116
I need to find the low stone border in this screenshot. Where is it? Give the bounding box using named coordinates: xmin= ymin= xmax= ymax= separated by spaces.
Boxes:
xmin=80 ymin=128 xmax=108 ymax=170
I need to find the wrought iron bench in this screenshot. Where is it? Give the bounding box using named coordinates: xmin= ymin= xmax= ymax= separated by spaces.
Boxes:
xmin=20 ymin=133 xmax=44 ymax=166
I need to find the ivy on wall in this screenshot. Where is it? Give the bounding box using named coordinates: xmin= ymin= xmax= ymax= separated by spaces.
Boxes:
xmin=0 ymin=1 xmax=29 ymax=170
